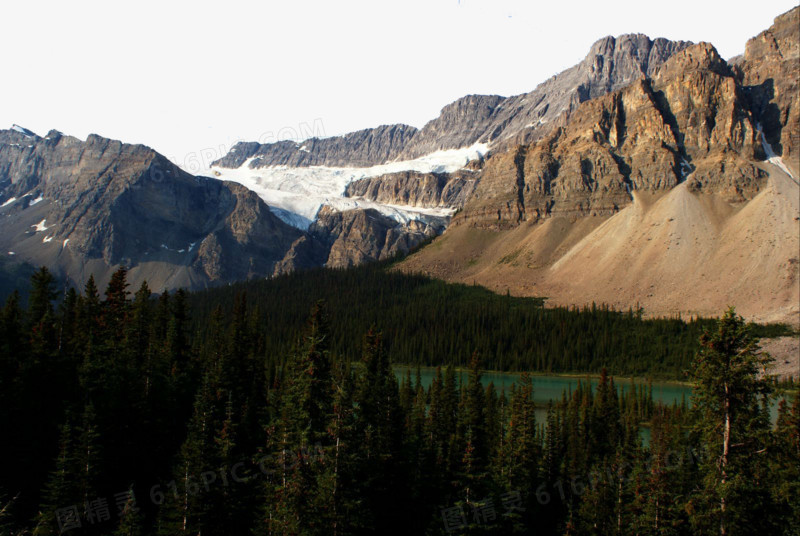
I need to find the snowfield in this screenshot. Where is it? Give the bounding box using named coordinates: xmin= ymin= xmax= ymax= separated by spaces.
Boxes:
xmin=197 ymin=143 xmax=487 ymax=229
xmin=758 ymin=123 xmax=797 ymax=182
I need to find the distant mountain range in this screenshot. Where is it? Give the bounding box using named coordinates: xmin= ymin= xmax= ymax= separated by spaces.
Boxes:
xmin=1 ymin=6 xmax=797 ymax=323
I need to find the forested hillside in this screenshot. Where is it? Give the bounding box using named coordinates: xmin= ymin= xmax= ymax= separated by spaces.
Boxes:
xmin=187 ymin=264 xmax=790 ymax=378
xmin=0 ymin=266 xmax=797 ymax=535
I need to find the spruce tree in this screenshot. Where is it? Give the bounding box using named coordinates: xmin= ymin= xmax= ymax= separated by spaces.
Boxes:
xmin=689 ymin=307 xmax=774 ymax=536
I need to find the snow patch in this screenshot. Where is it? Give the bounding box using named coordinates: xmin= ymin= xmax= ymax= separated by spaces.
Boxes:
xmin=32 ymin=219 xmax=48 ymax=232
xmin=29 ymin=195 xmax=44 ymax=205
xmin=11 ymin=124 xmax=34 ymax=138
xmin=1 ymin=197 xmax=17 ymax=207
xmin=7 ymin=252 xmax=14 ymax=256
xmin=62 ymin=239 xmax=69 ymax=248
xmin=202 ymin=143 xmax=487 ymax=229
xmin=43 ymin=235 xmax=53 ymax=243
xmin=758 ymin=123 xmax=797 ymax=181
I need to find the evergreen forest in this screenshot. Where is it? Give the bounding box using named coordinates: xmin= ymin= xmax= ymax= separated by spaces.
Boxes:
xmin=0 ymin=265 xmax=797 ymax=535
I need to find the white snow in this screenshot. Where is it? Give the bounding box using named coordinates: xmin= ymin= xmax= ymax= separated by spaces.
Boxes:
xmin=32 ymin=219 xmax=48 ymax=232
xmin=758 ymin=123 xmax=797 ymax=182
xmin=29 ymin=195 xmax=44 ymax=205
xmin=43 ymin=235 xmax=53 ymax=243
xmin=7 ymin=252 xmax=14 ymax=255
xmin=11 ymin=124 xmax=33 ymax=138
xmin=201 ymin=143 xmax=487 ymax=229
xmin=62 ymin=239 xmax=69 ymax=248
xmin=1 ymin=197 xmax=17 ymax=207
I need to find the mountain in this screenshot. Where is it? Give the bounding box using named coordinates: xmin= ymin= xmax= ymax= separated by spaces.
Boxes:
xmin=215 ymin=34 xmax=691 ymax=171
xmin=204 ymin=33 xmax=692 ymax=240
xmin=399 ymin=34 xmax=692 ymax=158
xmin=735 ymin=6 xmax=800 ymax=178
xmin=1 ymin=8 xmax=796 ymax=323
xmin=400 ymin=7 xmax=800 ymax=324
xmin=0 ymin=130 xmax=303 ymax=291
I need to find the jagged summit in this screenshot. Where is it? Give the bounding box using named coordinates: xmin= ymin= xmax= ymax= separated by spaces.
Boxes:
xmin=211 ymin=32 xmax=693 ymax=172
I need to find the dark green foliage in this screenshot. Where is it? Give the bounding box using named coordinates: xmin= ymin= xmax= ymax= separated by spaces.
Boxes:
xmin=0 ymin=256 xmax=36 ymax=306
xmin=186 ymin=264 xmax=792 ymax=379
xmin=0 ymin=267 xmax=797 ymax=535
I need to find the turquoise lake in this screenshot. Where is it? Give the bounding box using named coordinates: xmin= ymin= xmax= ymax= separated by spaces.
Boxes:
xmin=393 ymin=366 xmax=785 ymax=427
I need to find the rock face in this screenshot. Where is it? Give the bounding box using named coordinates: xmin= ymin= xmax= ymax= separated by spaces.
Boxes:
xmin=401 ymin=34 xmax=693 ymax=158
xmin=736 ymin=6 xmax=800 ymax=177
xmin=212 ymin=34 xmax=691 ymax=171
xmin=214 ymin=124 xmax=419 ymax=169
xmin=459 ymin=43 xmax=765 ymax=228
xmin=400 ymin=13 xmax=800 ymax=324
xmin=302 ymin=206 xmax=441 ymax=269
xmin=344 ymin=169 xmax=479 ymax=209
xmin=0 ymin=131 xmax=303 ymax=291
xmin=202 ymin=33 xmax=692 ymax=274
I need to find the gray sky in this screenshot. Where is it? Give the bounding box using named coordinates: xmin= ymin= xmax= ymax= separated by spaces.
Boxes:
xmin=2 ymin=0 xmax=797 ymax=169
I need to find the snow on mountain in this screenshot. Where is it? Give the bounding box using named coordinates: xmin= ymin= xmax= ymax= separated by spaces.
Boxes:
xmin=758 ymin=123 xmax=797 ymax=182
xmin=201 ymin=143 xmax=486 ymax=229
xmin=11 ymin=124 xmax=36 ymax=138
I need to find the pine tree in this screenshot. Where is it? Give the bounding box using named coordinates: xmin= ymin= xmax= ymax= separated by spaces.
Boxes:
xmin=34 ymin=423 xmax=78 ymax=536
xmin=114 ymin=487 xmax=143 ymax=536
xmin=769 ymin=395 xmax=800 ymax=535
xmin=262 ymin=302 xmax=334 ymax=536
xmin=501 ymin=373 xmax=539 ymax=532
xmin=28 ymin=267 xmax=57 ymax=328
xmin=689 ymin=307 xmax=775 ymax=536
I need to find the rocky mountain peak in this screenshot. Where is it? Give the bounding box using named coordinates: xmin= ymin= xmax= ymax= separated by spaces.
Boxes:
xmin=653 ymin=42 xmax=731 ymax=81
xmin=214 ymin=123 xmax=419 ymax=169
xmin=737 ymin=6 xmax=799 ymax=176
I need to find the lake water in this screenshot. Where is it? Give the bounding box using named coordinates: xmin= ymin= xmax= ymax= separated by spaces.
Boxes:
xmin=395 ymin=366 xmax=691 ymax=405
xmin=394 ymin=366 xmax=784 ymax=429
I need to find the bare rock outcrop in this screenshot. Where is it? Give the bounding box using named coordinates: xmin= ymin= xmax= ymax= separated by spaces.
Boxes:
xmin=0 ymin=130 xmax=303 ymax=290
xmin=459 ymin=42 xmax=766 ymax=228
xmin=213 ymin=35 xmax=692 ymax=170
xmin=344 ymin=169 xmax=479 ymax=209
xmin=736 ymin=6 xmax=800 ymax=177
xmin=306 ymin=206 xmax=441 ymax=269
